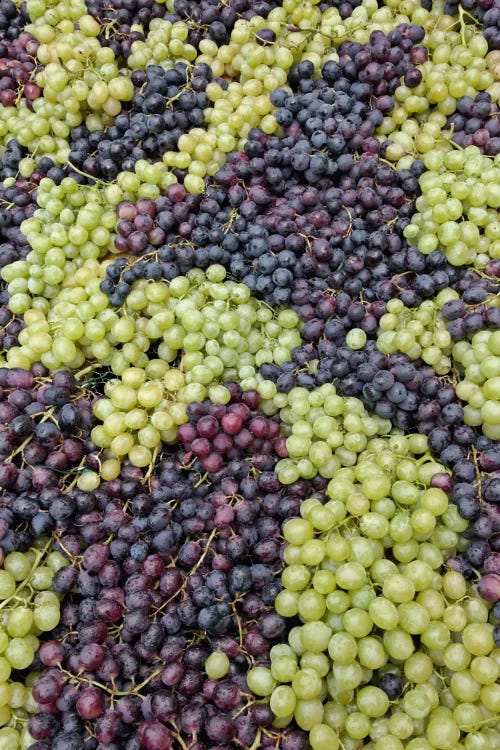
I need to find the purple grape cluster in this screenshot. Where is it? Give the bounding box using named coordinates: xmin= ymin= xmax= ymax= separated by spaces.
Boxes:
xmin=27 ymin=390 xmax=320 ymax=750
xmin=435 ymin=446 xmax=500 ymax=607
xmin=440 ymin=269 xmax=500 ymax=342
xmin=68 ymin=63 xmax=213 ymax=182
xmin=447 ymin=93 xmax=500 ymax=154
xmin=177 ymin=383 xmax=286 ymax=473
xmin=171 ymin=0 xmax=278 ymax=47
xmin=0 ymin=28 xmax=40 ymax=107
xmin=0 ymin=366 xmax=98 ymax=551
xmin=85 ymin=0 xmax=168 ymax=60
xmin=0 ymin=172 xmax=36 ymax=271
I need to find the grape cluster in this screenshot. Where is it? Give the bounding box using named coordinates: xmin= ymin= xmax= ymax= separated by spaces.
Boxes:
xmin=377 ymin=17 xmax=495 ymax=166
xmin=447 ymin=92 xmax=500 ymax=154
xmin=120 ymin=16 xmax=198 ymax=75
xmin=0 ymin=27 xmax=40 ymax=108
xmin=445 ymin=0 xmax=500 ymax=51
xmin=0 ymin=537 xmax=65 ymax=750
xmin=26 ymin=390 xmax=320 ymax=750
xmin=169 ymin=0 xmax=278 ymax=47
xmin=178 ymin=385 xmax=285 ymax=473
xmin=0 ymin=172 xmax=37 ymax=283
xmin=256 ymin=435 xmax=500 ymax=750
xmin=68 ymin=62 xmax=212 ymax=182
xmin=85 ymin=0 xmax=167 ymax=60
xmin=0 ymin=366 xmax=97 ymax=549
xmin=403 ymin=146 xmax=500 ymax=268
xmin=261 ymin=383 xmax=393 ymax=485
xmin=2 ymin=176 xmax=117 ymax=312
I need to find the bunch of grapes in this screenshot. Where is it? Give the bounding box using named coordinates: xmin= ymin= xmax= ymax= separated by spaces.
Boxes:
xmin=403 ymin=146 xmax=500 ymax=267
xmin=255 ymin=434 xmax=500 ymax=750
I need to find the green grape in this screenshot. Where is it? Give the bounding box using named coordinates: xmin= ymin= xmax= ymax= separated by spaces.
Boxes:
xmin=5 ymin=639 xmax=34 ymax=671
xmin=0 ymin=573 xmax=15 ymax=601
xmin=246 ymin=667 xmax=276 ymax=697
xmin=6 ymin=609 xmax=34 ymax=639
xmin=205 ymin=651 xmax=230 ymax=680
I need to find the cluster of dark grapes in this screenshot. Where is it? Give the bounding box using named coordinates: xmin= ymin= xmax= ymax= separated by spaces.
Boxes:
xmin=0 ymin=19 xmax=40 ymax=108
xmin=0 ymin=176 xmax=35 ymax=284
xmin=0 ymin=366 xmax=99 ymax=551
xmin=27 ymin=388 xmax=319 ymax=750
xmin=432 ymin=444 xmax=500 ymax=606
xmin=440 ymin=271 xmax=500 ymax=342
xmin=0 ymin=0 xmax=28 ymax=39
xmin=0 ymin=166 xmax=44 ymax=353
xmin=85 ymin=0 xmax=169 ymax=60
xmin=69 ymin=62 xmax=212 ymax=182
xmin=447 ymin=93 xmax=500 ymax=154
xmin=171 ymin=0 xmax=278 ymax=47
xmin=177 ymin=384 xmax=286 ymax=472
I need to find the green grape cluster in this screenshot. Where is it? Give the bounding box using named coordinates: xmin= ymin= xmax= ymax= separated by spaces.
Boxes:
xmin=403 ymin=147 xmax=500 ymax=267
xmin=454 ymin=329 xmax=500 ymax=441
xmin=376 ymin=294 xmax=455 ymax=374
xmin=376 ymin=4 xmax=497 ymax=166
xmin=26 ymin=0 xmax=86 ymax=27
xmin=91 ymin=362 xmax=192 ymax=478
xmin=1 ymin=177 xmax=117 ymax=314
xmin=248 ymin=436 xmax=500 ymax=750
xmin=0 ymin=100 xmax=71 ymax=166
xmin=2 ymin=259 xmax=108 ymax=370
xmin=0 ymin=544 xmax=64 ymax=707
xmin=0 ymin=673 xmax=41 ymax=750
xmin=126 ymin=18 xmax=197 ymax=70
xmin=0 ymin=17 xmax=135 ymax=161
xmin=263 ymin=384 xmax=393 ymax=485
xmin=32 ymin=17 xmax=134 ymax=120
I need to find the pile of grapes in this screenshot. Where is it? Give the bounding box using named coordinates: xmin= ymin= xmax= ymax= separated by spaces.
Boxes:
xmin=0 ymin=0 xmax=498 ymax=749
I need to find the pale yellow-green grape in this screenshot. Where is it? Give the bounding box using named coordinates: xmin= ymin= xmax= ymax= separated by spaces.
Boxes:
xmin=250 ymin=432 xmax=498 ymax=749
xmin=31 ymin=17 xmax=135 ymax=121
xmin=126 ymin=18 xmax=197 ymax=70
xmin=403 ymin=147 xmax=500 ymax=268
xmin=0 ymin=16 xmax=136 ymax=162
xmin=453 ymin=329 xmax=500 ymax=440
